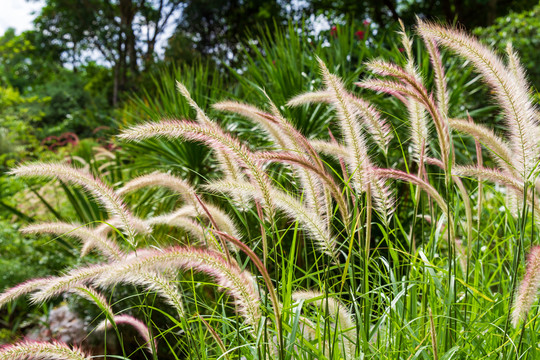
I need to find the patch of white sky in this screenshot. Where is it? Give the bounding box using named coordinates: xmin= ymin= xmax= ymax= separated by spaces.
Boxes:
xmin=0 ymin=0 xmax=45 ymax=34
xmin=0 ymin=0 xmax=178 ymax=62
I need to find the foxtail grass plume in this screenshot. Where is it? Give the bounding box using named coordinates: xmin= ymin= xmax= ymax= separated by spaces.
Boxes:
xmin=293 ymin=291 xmax=356 ymax=359
xmin=256 ymin=150 xmax=349 ymax=220
xmin=206 ymin=179 xmax=337 ymax=259
xmin=22 ymin=222 xmax=124 ymax=260
xmin=512 ymin=246 xmax=540 ymax=326
xmin=287 ymin=90 xmax=392 ymax=155
xmin=213 ymin=100 xmax=290 ymax=150
xmin=177 ymin=82 xmax=251 ymax=209
xmin=118 ymin=120 xmax=274 ymax=214
xmin=120 ymin=172 xmax=241 ymax=241
xmin=361 ymin=59 xmax=450 ymax=169
xmin=10 ymin=163 xmax=149 ymax=244
xmin=0 ymin=340 xmax=90 ymax=360
xmin=123 ymin=246 xmax=262 ymax=329
xmin=96 ymin=314 xmax=157 ymax=353
xmin=398 ymin=19 xmax=430 ymax=164
xmin=263 ymin=94 xmax=331 ymax=223
xmin=29 ymin=264 xmax=111 ymax=304
xmin=291 ymin=59 xmax=395 ymax=222
xmin=70 ymin=286 xmax=114 ymax=320
xmin=449 ymin=119 xmax=514 ymax=174
xmin=94 ymin=268 xmax=185 ymax=317
xmin=417 ymin=20 xmax=540 ymax=179
xmin=44 ymin=245 xmax=261 ymax=330
xmin=0 ymin=278 xmax=52 ymax=310
xmin=317 ymin=58 xmax=370 ymax=194
xmin=218 ymin=93 xmax=334 ymax=229
xmin=117 ymin=171 xmax=197 ymax=202
xmin=145 ymin=211 xmax=215 ymax=246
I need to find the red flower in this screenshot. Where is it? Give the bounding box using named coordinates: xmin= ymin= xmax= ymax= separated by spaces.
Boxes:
xmin=398 ymin=47 xmax=405 ymax=53
xmin=330 ymin=26 xmax=338 ymax=37
xmin=363 ymin=19 xmax=370 ymax=26
xmin=355 ymin=30 xmax=365 ymax=40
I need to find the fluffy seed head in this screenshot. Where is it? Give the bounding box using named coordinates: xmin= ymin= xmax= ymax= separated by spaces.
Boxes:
xmin=0 ymin=340 xmax=90 ymax=360
xmin=22 ymin=222 xmax=124 ymax=260
xmin=418 ymin=20 xmax=540 ymax=178
xmin=10 ymin=163 xmax=148 ymax=244
xmin=97 ymin=314 xmax=157 ymax=353
xmin=512 ymin=246 xmax=540 ymax=326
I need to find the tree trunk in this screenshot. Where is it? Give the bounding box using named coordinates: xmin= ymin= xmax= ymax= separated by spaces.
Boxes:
xmin=120 ymin=0 xmax=138 ymax=79
xmin=487 ymin=0 xmax=498 ymax=25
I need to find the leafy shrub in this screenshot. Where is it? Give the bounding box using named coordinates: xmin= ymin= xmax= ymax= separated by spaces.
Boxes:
xmin=474 ymin=3 xmax=540 ymax=89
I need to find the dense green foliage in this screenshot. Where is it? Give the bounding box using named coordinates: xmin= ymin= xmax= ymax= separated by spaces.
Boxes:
xmin=474 ymin=2 xmax=540 ymax=89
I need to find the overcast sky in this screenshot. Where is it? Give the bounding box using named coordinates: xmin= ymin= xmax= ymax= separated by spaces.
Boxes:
xmin=0 ymin=0 xmax=44 ymax=34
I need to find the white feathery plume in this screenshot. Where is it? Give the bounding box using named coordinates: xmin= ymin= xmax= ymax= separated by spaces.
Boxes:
xmin=382 ymin=20 xmax=430 ymax=164
xmin=256 ymin=151 xmax=349 ymax=222
xmin=294 ymin=95 xmax=397 ymax=222
xmin=21 ymin=222 xmax=124 ymax=260
xmin=119 ymin=172 xmax=241 ymax=240
xmin=417 ymin=20 xmax=540 ymax=179
xmin=363 ymin=59 xmax=450 ymax=168
xmin=18 ymin=254 xmax=186 ymax=320
xmin=118 ymin=120 xmax=274 ymax=214
xmin=0 ymin=278 xmax=52 ymax=309
xmin=407 ymin=96 xmax=429 ymax=163
xmin=423 ymin=37 xmax=449 ymax=118
xmin=114 ymin=246 xmax=261 ymax=330
xmin=30 ymin=264 xmax=110 ymax=304
xmin=264 ymin=96 xmax=330 ymax=221
xmin=95 ymin=269 xmax=185 ymax=317
xmin=117 ymin=171 xmax=197 ymax=203
xmin=399 ymin=20 xmax=430 ymax=164
xmin=309 ymin=140 xmax=352 ymax=162
xmin=506 ymin=188 xmax=521 ymax=219
xmin=449 ymin=118 xmax=515 ymax=174
xmin=373 ymin=168 xmax=448 ymax=216
xmin=176 ymin=81 xmax=211 ymax=124
xmin=146 ymin=210 xmax=208 ymax=234
xmin=96 ymin=314 xmax=157 ymax=353
xmin=176 ymin=81 xmax=250 ymax=209
xmin=318 ymin=58 xmax=370 ymax=193
xmin=286 ymin=90 xmax=333 ymax=107
xmin=452 ymin=166 xmax=524 ymax=193
xmin=512 ymin=246 xmax=540 ymax=326
xmin=206 ymin=180 xmax=337 ymax=259
xmin=145 ymin=210 xmax=224 ymax=252
xmin=293 ymin=291 xmax=356 ymax=359
xmin=349 ymin=96 xmax=393 ymax=155
xmin=69 ymin=285 xmax=114 ymax=320
xmin=369 ymin=170 xmax=396 ymax=223
xmin=317 ymin=60 xmax=395 ymax=224
xmin=357 ymin=78 xmax=422 ymax=103
xmin=33 ymin=246 xmax=259 ymax=330
xmin=10 ymin=163 xmax=148 ymax=245
xmin=212 ymin=101 xmax=290 ymax=149
xmin=288 ymin=92 xmax=393 ymax=155
xmin=111 ymin=270 xmax=184 ymax=315
xmin=0 ymin=340 xmax=90 ymax=360
xmin=453 ymin=166 xmax=540 ymax=216
xmin=505 ymin=43 xmax=530 ymax=94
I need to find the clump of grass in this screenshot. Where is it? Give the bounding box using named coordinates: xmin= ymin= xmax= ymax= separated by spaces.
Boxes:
xmin=3 ymin=19 xmax=540 ymax=360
